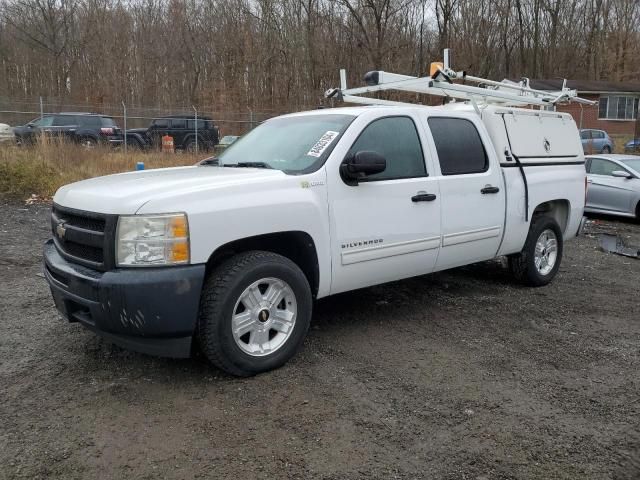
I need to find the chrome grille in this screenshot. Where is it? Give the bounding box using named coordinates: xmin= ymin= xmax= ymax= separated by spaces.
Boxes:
xmin=51 ymin=205 xmax=116 ymax=270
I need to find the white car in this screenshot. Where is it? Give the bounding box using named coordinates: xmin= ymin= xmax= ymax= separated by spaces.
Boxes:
xmin=585 ymin=154 xmax=640 ymax=219
xmin=44 ymin=104 xmax=586 ymax=376
xmin=0 ymin=123 xmax=13 ymax=143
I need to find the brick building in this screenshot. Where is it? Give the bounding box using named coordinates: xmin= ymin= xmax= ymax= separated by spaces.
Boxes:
xmin=527 ymin=79 xmax=640 ymax=138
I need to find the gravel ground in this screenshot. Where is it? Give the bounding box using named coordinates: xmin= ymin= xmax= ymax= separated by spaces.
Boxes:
xmin=1 ymin=200 xmax=639 ymax=479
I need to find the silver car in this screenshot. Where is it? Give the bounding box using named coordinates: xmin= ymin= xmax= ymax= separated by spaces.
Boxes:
xmin=585 ymin=154 xmax=640 ymax=220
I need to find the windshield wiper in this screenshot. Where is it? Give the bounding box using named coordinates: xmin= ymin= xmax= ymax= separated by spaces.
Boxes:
xmin=225 ymin=162 xmax=273 ymax=169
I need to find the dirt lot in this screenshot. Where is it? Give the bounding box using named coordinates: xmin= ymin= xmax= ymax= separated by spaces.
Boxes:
xmin=1 ymin=200 xmax=639 ymax=480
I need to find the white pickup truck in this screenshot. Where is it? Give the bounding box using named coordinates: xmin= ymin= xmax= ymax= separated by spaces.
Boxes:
xmin=44 ymin=103 xmax=586 ymax=376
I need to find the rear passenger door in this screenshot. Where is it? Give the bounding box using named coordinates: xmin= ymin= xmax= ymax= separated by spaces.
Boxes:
xmin=51 ymin=115 xmax=78 ymax=140
xmin=170 ymin=118 xmax=187 ymax=147
xmin=149 ymin=119 xmax=169 ymax=147
xmin=592 ymin=131 xmax=605 ymax=152
xmin=425 ymin=116 xmax=505 ymax=270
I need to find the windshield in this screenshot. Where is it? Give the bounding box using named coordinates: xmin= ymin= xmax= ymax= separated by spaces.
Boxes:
xmin=620 ymin=158 xmax=640 ymax=173
xmin=218 ymin=114 xmax=355 ymax=173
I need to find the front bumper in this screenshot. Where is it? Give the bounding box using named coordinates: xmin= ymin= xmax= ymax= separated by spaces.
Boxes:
xmin=43 ymin=239 xmax=205 ymax=358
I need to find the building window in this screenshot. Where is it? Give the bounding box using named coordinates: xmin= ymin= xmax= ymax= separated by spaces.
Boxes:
xmin=598 ymin=96 xmax=639 ymax=120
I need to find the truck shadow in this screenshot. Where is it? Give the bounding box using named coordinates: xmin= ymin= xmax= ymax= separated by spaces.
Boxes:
xmin=59 ymin=259 xmax=517 ymax=379
xmin=313 ymin=258 xmax=516 ymax=322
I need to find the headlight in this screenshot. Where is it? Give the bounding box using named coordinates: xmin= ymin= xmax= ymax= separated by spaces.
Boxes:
xmin=116 ymin=213 xmax=190 ymax=266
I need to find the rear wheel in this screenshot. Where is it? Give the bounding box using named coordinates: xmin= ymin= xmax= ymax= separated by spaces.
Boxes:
xmin=197 ymin=251 xmax=312 ymax=376
xmin=80 ymin=137 xmax=98 ymax=149
xmin=184 ymin=139 xmax=198 ymax=152
xmin=602 ymin=146 xmax=611 ymax=154
xmin=509 ymin=216 xmax=563 ymax=287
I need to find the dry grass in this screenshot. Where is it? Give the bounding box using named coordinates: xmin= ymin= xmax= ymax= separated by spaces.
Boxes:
xmin=0 ymin=138 xmax=204 ymax=200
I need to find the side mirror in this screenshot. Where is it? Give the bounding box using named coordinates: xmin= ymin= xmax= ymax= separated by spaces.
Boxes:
xmin=612 ymin=170 xmax=632 ymax=179
xmin=340 ymin=151 xmax=386 ymax=185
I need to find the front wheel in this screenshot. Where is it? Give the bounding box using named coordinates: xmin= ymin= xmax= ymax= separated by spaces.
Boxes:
xmin=509 ymin=215 xmax=563 ymax=287
xmin=198 ymin=251 xmax=312 ymax=376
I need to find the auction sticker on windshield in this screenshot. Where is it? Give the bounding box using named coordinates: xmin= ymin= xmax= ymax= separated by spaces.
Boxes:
xmin=307 ymin=131 xmax=340 ymax=157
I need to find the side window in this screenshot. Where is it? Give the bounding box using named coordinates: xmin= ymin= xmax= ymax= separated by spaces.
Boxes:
xmin=428 ymin=117 xmax=488 ymax=175
xmin=589 ymin=159 xmax=622 ymax=176
xmin=152 ymin=119 xmax=169 ymax=128
xmin=346 ymin=116 xmax=426 ymax=181
xmin=186 ymin=119 xmax=206 ymax=130
xmin=80 ymin=116 xmax=101 ymax=127
xmin=32 ymin=116 xmax=54 ymax=127
xmin=53 ymin=115 xmax=77 ymax=126
xmin=594 ymin=131 xmax=605 ymax=139
xmin=171 ymin=118 xmax=186 ymax=128
xmin=580 ymin=130 xmax=591 ymax=140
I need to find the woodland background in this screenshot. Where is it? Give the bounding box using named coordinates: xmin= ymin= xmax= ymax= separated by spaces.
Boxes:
xmin=0 ymin=0 xmax=639 ymax=113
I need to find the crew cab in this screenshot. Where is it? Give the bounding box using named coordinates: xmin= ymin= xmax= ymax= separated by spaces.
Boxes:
xmin=126 ymin=115 xmax=219 ymax=151
xmin=44 ymin=105 xmax=586 ymax=376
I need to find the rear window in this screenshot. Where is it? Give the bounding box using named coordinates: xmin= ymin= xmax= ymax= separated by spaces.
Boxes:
xmin=428 ymin=117 xmax=488 ymax=175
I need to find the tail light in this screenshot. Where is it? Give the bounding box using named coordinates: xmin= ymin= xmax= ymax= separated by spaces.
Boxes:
xmin=100 ymin=127 xmax=114 ymax=135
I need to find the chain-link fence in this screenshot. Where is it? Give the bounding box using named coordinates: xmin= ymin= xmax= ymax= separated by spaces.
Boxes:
xmin=0 ymin=96 xmax=301 ymax=139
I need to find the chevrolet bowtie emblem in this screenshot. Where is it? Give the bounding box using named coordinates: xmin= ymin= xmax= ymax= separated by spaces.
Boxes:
xmin=56 ymin=223 xmax=66 ymax=239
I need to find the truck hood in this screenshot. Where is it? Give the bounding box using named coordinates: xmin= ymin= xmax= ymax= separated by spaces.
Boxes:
xmin=53 ymin=166 xmax=286 ymax=214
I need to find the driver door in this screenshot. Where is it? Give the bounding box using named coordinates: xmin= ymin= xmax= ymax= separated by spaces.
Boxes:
xmin=328 ymin=115 xmax=441 ymax=294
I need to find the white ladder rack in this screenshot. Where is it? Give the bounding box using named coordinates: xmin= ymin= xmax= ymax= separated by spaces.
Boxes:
xmin=325 ymin=50 xmax=596 ymax=109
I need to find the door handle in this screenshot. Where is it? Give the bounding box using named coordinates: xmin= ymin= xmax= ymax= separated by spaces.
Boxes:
xmin=481 ymin=186 xmax=500 ymax=194
xmin=411 ymin=193 xmax=437 ymax=202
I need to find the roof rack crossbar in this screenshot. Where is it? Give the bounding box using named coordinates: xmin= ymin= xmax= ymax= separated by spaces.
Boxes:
xmin=325 ymin=50 xmax=597 ymax=108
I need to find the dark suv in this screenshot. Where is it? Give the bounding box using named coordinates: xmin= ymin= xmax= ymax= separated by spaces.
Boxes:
xmin=14 ymin=113 xmax=123 ymax=147
xmin=126 ymin=115 xmax=219 ymax=151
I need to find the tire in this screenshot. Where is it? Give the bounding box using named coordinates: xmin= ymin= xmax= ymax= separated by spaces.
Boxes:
xmin=509 ymin=215 xmax=564 ymax=287
xmin=602 ymin=146 xmax=611 ymax=154
xmin=126 ymin=138 xmax=143 ymax=150
xmin=80 ymin=137 xmax=98 ymax=149
xmin=184 ymin=139 xmax=197 ymax=152
xmin=197 ymin=251 xmax=312 ymax=376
